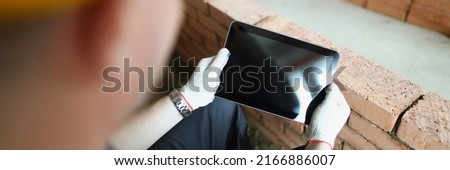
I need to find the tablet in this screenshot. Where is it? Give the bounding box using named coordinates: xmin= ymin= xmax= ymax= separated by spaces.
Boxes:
xmin=216 ymin=21 xmax=340 ymax=124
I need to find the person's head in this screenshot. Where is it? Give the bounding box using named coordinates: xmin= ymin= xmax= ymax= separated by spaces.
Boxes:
xmin=0 ymin=0 xmax=183 ymax=149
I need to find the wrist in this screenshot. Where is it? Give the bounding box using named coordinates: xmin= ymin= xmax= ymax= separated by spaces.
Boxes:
xmin=307 ymin=139 xmax=333 ymax=149
xmin=179 ymin=85 xmax=215 ymax=111
xmin=178 ymin=90 xmax=194 ymax=112
xmin=169 ymin=89 xmax=193 ymax=118
xmin=307 ymin=133 xmax=336 ymax=148
xmin=306 ymin=126 xmax=337 ymax=149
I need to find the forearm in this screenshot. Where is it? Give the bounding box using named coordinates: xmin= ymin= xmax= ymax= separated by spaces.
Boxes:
xmin=109 ymin=95 xmax=182 ymax=150
xmin=109 ymin=48 xmax=229 ymax=150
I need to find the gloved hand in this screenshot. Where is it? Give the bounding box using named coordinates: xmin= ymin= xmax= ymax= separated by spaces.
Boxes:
xmin=306 ymin=83 xmax=350 ymax=148
xmin=179 ymin=48 xmax=230 ymax=111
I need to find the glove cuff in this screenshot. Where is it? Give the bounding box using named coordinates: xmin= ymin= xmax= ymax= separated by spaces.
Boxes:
xmin=307 ymin=131 xmax=336 ymax=148
xmin=307 ymin=139 xmax=333 ymax=149
xmin=178 ymin=91 xmax=194 ymax=112
xmin=177 ymin=88 xmax=195 ymax=111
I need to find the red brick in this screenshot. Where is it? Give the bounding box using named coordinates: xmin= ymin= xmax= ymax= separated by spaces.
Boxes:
xmin=208 ymin=0 xmax=273 ymax=25
xmin=191 ymin=41 xmax=211 ymax=58
xmin=338 ymin=126 xmax=379 ymax=150
xmin=242 ymin=108 xmax=259 ymax=127
xmin=186 ymin=17 xmax=204 ymax=43
xmin=204 ymin=38 xmax=220 ymax=55
xmin=336 ymin=47 xmax=423 ymax=132
xmin=397 ymin=93 xmax=450 ymax=150
xmin=415 ymin=0 xmax=450 ymax=12
xmin=408 ymin=3 xmax=450 ymax=28
xmin=369 ymin=0 xmax=412 ymax=10
xmin=347 ymin=0 xmax=367 ymax=7
xmin=184 ymin=19 xmax=219 ymax=57
xmin=407 ymin=15 xmax=450 ymax=36
xmin=185 ymin=3 xmax=198 ymax=18
xmin=260 ymin=112 xmax=308 ymax=149
xmin=200 ymin=27 xmax=218 ymax=46
xmin=209 ymin=4 xmax=234 ymax=27
xmin=176 ymin=24 xmax=198 ymax=60
xmin=197 ymin=10 xmax=228 ymax=40
xmin=283 ymin=120 xmax=306 ymax=147
xmin=176 ymin=41 xmax=192 ymax=57
xmin=283 ymin=126 xmax=307 ymax=148
xmin=247 ymin=115 xmax=285 ymax=149
xmin=256 ymin=15 xmax=423 ymax=132
xmin=217 ymin=35 xmax=226 ymax=47
xmin=187 ymin=15 xmax=203 ymax=33
xmin=178 ymin=26 xmax=190 ymax=45
xmin=284 ymin=119 xmax=304 ymax=133
xmin=334 ymin=138 xmax=343 ymax=150
xmin=367 ymin=0 xmax=409 ymax=20
xmin=256 ymin=16 xmax=337 ymax=49
xmin=176 ymin=42 xmax=197 ymax=60
xmin=261 ymin=113 xmax=285 ymax=134
xmin=342 ymin=142 xmax=356 ymax=150
xmin=276 ymin=128 xmax=301 ymax=149
xmin=175 ymin=43 xmax=188 ymax=58
xmin=186 ymin=0 xmax=209 ymax=14
xmin=255 ymin=15 xmax=291 ymax=31
xmin=348 ymin=112 xmax=408 ymax=149
xmin=240 ymin=105 xmax=261 ymax=122
xmin=175 ymin=34 xmax=188 ymax=49
xmin=178 ymin=18 xmax=190 ymax=38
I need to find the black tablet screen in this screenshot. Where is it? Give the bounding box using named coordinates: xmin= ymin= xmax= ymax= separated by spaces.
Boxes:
xmin=216 ymin=22 xmax=339 ymax=123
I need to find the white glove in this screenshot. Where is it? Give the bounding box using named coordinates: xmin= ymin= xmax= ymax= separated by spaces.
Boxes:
xmin=179 ymin=48 xmax=230 ymax=111
xmin=306 ymin=83 xmax=350 ymax=148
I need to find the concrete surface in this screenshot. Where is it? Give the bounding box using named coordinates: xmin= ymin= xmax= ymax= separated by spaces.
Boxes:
xmin=255 ymin=0 xmax=450 ymax=100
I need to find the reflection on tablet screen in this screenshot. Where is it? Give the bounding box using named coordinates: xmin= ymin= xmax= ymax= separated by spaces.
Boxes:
xmin=216 ymin=22 xmax=339 ymax=124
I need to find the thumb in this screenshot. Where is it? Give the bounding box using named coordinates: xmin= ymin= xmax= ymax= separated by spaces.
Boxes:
xmin=326 ymin=83 xmax=341 ymax=95
xmin=324 ymin=83 xmax=343 ymax=101
xmin=207 ymin=48 xmax=230 ymax=71
xmin=325 ymin=83 xmax=349 ymax=109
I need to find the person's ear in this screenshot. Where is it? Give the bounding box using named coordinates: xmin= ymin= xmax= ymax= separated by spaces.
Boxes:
xmin=73 ymin=0 xmax=122 ymax=78
xmin=72 ymin=0 xmax=184 ymax=82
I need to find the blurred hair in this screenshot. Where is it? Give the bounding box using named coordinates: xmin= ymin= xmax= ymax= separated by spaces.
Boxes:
xmin=0 ymin=0 xmax=98 ymax=23
xmin=0 ymin=16 xmax=57 ymax=83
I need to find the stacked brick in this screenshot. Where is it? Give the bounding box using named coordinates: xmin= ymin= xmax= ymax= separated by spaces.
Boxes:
xmin=408 ymin=0 xmax=450 ymax=35
xmin=176 ymin=0 xmax=272 ymax=62
xmin=177 ymin=0 xmax=450 ymax=150
xmin=348 ymin=0 xmax=450 ymax=36
xmin=397 ymin=93 xmax=450 ymax=149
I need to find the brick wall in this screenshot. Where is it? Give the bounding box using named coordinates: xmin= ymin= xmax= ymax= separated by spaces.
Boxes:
xmin=176 ymin=0 xmax=450 ymax=150
xmin=348 ymin=0 xmax=450 ymax=36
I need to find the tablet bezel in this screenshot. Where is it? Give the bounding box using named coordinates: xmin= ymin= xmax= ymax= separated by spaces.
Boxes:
xmin=224 ymin=21 xmax=340 ymax=64
xmin=218 ymin=21 xmax=340 ymax=123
